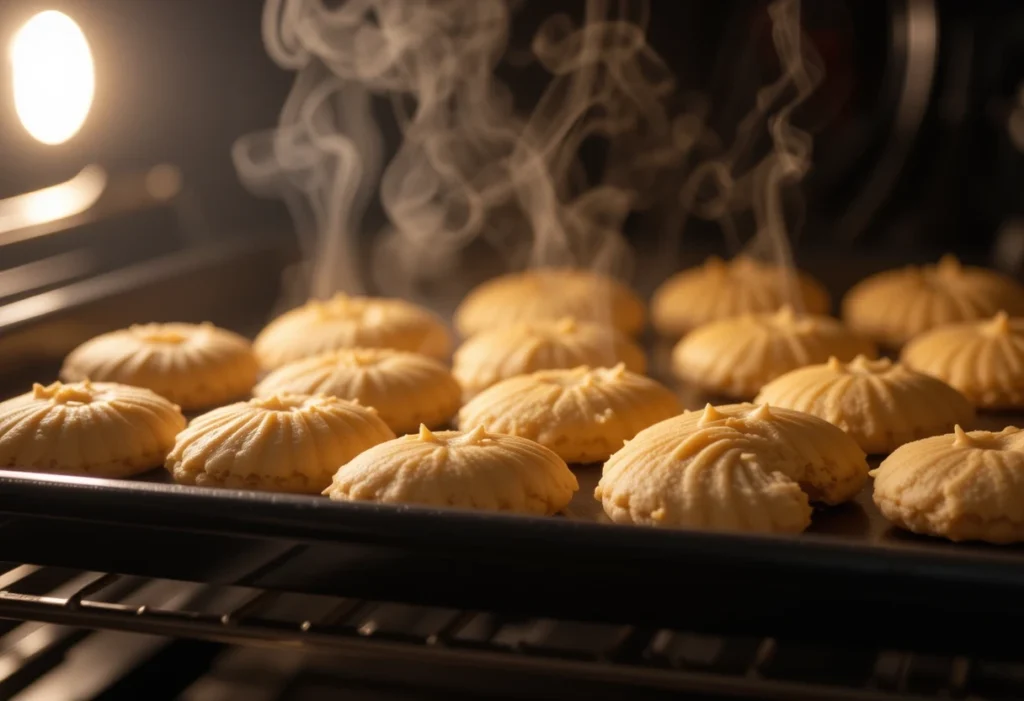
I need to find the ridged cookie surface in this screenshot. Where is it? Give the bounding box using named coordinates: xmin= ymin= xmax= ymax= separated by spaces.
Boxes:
xmin=596 ymin=403 xmax=868 ymax=533
xmin=254 ymin=294 xmax=452 ymax=369
xmin=254 ymin=349 xmax=461 ymax=435
xmin=672 ymin=307 xmax=875 ymax=398
xmin=325 ymin=425 xmax=578 ymax=515
xmin=455 ymin=268 xmax=645 ymax=337
xmin=842 ymin=255 xmax=1024 ymax=348
xmin=458 ymin=364 xmax=680 ymax=463
xmin=61 ymin=322 xmax=258 ymax=410
xmin=756 ymin=356 xmax=974 ymax=454
xmin=453 ymin=318 xmax=646 ymax=398
xmin=651 ymin=255 xmax=830 ymax=338
xmin=872 ymin=426 xmax=1024 ymax=543
xmin=901 ymin=312 xmax=1024 ymax=410
xmin=167 ymin=394 xmax=395 ymax=494
xmin=0 ymin=380 xmax=185 ymax=477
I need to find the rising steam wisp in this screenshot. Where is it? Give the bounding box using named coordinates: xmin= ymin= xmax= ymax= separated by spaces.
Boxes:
xmin=235 ymin=0 xmax=823 ymax=313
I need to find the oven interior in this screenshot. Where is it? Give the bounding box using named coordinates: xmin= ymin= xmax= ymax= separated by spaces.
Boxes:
xmin=2 ymin=1 xmax=1024 ymax=699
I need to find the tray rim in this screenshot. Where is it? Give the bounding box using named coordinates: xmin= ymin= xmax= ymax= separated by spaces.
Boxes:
xmin=2 ymin=468 xmax=1023 ymax=588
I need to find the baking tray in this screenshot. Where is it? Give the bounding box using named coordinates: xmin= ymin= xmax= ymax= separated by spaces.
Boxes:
xmin=2 ymin=361 xmax=1024 ymax=656
xmin=2 ymin=251 xmax=1024 ymax=656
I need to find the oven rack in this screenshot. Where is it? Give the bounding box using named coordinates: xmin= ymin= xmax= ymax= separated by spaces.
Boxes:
xmin=0 ymin=561 xmax=1023 ymax=700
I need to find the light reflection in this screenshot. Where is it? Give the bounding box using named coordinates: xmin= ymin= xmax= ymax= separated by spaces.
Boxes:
xmin=10 ymin=10 xmax=96 ymax=145
xmin=0 ymin=166 xmax=107 ymax=236
xmin=0 ymin=249 xmax=96 ymax=302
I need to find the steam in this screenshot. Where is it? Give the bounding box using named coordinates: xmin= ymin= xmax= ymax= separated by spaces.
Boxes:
xmin=678 ymin=0 xmax=823 ymax=307
xmin=235 ymin=0 xmax=822 ymax=308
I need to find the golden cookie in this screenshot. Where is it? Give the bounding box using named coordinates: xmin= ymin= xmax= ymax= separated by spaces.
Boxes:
xmin=872 ymin=426 xmax=1024 ymax=543
xmin=325 ymin=425 xmax=578 ymax=515
xmin=842 ymin=255 xmax=1024 ymax=348
xmin=651 ymin=256 xmax=830 ymax=337
xmin=167 ymin=394 xmax=395 ymax=494
xmin=454 ymin=268 xmax=646 ymax=337
xmin=60 ymin=322 xmax=258 ymax=411
xmin=595 ymin=403 xmax=868 ymax=533
xmin=453 ymin=317 xmax=647 ymax=398
xmin=254 ymin=294 xmax=452 ymax=370
xmin=458 ymin=364 xmax=680 ymax=463
xmin=0 ymin=380 xmax=186 ymax=478
xmin=671 ymin=306 xmax=876 ymax=398
xmin=755 ymin=356 xmax=975 ymax=454
xmin=253 ymin=348 xmax=461 ymax=435
xmin=901 ymin=312 xmax=1024 ymax=409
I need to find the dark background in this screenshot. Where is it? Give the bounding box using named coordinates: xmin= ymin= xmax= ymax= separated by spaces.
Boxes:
xmin=2 ymin=0 xmax=1024 ymax=261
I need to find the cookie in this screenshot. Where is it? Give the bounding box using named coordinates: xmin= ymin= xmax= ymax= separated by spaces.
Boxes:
xmin=755 ymin=355 xmax=975 ymax=454
xmin=60 ymin=322 xmax=258 ymax=411
xmin=901 ymin=312 xmax=1024 ymax=409
xmin=325 ymin=425 xmax=579 ymax=515
xmin=166 ymin=394 xmax=395 ymax=493
xmin=253 ymin=348 xmax=461 ymax=435
xmin=453 ymin=317 xmax=647 ymax=398
xmin=842 ymin=255 xmax=1024 ymax=348
xmin=671 ymin=306 xmax=876 ymax=398
xmin=595 ymin=403 xmax=868 ymax=533
xmin=458 ymin=364 xmax=680 ymax=463
xmin=454 ymin=268 xmax=646 ymax=337
xmin=254 ymin=294 xmax=453 ymax=370
xmin=651 ymin=256 xmax=830 ymax=338
xmin=0 ymin=380 xmax=186 ymax=478
xmin=872 ymin=426 xmax=1024 ymax=543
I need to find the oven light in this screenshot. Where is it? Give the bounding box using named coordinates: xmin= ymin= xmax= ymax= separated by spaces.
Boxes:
xmin=9 ymin=10 xmax=95 ymax=145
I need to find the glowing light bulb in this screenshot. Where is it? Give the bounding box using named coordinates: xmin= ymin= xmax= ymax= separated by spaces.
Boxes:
xmin=10 ymin=11 xmax=95 ymax=145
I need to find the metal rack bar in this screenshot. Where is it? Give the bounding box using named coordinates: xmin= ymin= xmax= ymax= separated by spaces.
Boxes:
xmin=64 ymin=573 xmax=120 ymax=608
xmin=0 ymin=573 xmax=978 ymax=695
xmin=220 ymin=591 xmax=281 ymax=626
xmin=0 ymin=564 xmax=1012 ymax=700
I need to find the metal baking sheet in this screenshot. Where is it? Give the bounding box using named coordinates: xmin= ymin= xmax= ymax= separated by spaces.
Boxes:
xmin=3 ymin=253 xmax=1024 ymax=653
xmin=3 ymin=336 xmax=1020 ymax=558
xmin=2 ymin=344 xmax=1024 ymax=649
